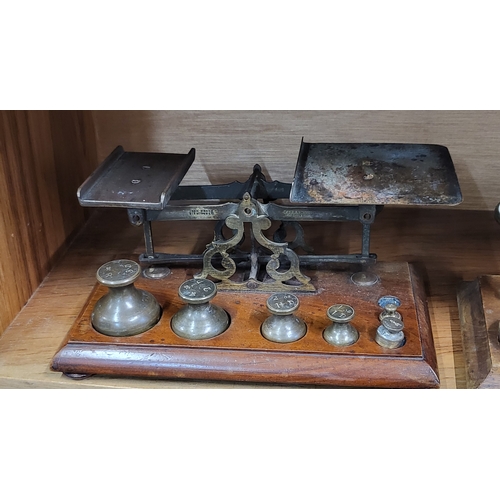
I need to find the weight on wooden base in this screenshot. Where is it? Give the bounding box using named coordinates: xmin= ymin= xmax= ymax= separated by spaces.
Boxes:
xmin=91 ymin=259 xmax=161 ymax=337
xmin=261 ymin=292 xmax=307 ymax=343
xmin=323 ymin=304 xmax=359 ymax=346
xmin=171 ymin=278 xmax=229 ymax=340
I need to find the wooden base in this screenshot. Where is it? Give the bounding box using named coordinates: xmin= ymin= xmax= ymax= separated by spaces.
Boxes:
xmin=51 ymin=261 xmax=439 ymax=388
xmin=458 ymin=276 xmax=500 ymax=388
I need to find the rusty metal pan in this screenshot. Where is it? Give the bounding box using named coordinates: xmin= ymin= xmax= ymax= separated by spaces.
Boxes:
xmin=78 ymin=146 xmax=195 ymax=209
xmin=290 ymin=140 xmax=462 ymax=206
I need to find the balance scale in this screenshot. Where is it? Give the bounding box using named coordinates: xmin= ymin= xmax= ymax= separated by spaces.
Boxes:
xmin=51 ymin=140 xmax=462 ymax=387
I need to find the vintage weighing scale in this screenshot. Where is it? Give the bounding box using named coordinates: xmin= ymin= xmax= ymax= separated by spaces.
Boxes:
xmin=51 ymin=140 xmax=462 ymax=387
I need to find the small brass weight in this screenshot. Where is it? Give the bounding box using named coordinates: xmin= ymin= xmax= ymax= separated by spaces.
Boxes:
xmin=323 ymin=304 xmax=359 ymax=346
xmin=376 ymin=295 xmax=405 ymax=349
xmin=378 ymin=295 xmax=402 ymax=321
xmin=92 ymin=259 xmax=161 ymax=336
xmin=261 ymin=292 xmax=307 ymax=343
xmin=376 ymin=316 xmax=405 ymax=349
xmin=171 ymin=278 xmax=229 ymax=340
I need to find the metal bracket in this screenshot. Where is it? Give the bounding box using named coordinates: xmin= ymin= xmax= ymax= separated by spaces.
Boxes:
xmin=194 ymin=193 xmax=315 ymax=292
xmin=126 ymin=167 xmax=379 ymax=283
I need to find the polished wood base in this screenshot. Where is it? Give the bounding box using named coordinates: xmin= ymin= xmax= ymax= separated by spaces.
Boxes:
xmin=52 ymin=260 xmax=439 ymax=388
xmin=458 ymin=276 xmax=500 ymax=388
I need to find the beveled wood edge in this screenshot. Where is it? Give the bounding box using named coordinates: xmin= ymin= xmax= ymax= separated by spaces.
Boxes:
xmin=408 ymin=263 xmax=440 ymax=386
xmin=51 ymin=342 xmax=440 ymax=388
xmin=457 ymin=280 xmax=492 ymax=389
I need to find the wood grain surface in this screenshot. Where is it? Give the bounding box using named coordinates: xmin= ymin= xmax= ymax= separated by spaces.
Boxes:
xmin=458 ymin=280 xmax=491 ymax=388
xmin=459 ymin=276 xmax=500 ymax=388
xmin=0 ymin=111 xmax=97 ymax=334
xmin=1 ymin=205 xmax=499 ymax=388
xmin=93 ymin=110 xmax=500 ymax=211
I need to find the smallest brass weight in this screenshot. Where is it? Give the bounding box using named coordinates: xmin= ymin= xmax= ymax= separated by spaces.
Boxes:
xmin=171 ymin=278 xmax=229 ymax=340
xmin=92 ymin=259 xmax=161 ymax=337
xmin=323 ymin=304 xmax=359 ymax=347
xmin=379 ymin=302 xmax=402 ymax=322
xmin=378 ymin=295 xmax=402 ymax=321
xmin=261 ymin=292 xmax=307 ymax=343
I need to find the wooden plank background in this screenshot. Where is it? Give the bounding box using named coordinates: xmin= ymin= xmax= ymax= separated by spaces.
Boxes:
xmin=93 ymin=110 xmax=500 ymax=211
xmin=0 ymin=111 xmax=97 ymax=334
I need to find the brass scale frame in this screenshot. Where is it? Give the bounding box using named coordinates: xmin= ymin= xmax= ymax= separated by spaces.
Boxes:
xmin=128 ymin=170 xmax=377 ymax=292
xmin=78 ymin=140 xmax=461 ymax=292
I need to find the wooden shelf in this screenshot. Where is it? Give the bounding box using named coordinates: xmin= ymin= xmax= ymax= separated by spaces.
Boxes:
xmin=2 ymin=206 xmax=500 ymax=388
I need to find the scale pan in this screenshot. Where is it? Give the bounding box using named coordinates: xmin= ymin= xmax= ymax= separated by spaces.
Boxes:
xmin=290 ymin=141 xmax=462 ymax=206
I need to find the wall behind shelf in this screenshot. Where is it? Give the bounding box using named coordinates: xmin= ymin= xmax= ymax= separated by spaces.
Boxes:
xmin=93 ymin=110 xmax=500 ymax=212
xmin=0 ymin=111 xmax=97 ymax=334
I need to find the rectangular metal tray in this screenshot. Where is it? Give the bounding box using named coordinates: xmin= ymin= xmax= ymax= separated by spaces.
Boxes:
xmin=290 ymin=141 xmax=462 ymax=206
xmin=78 ymin=146 xmax=195 ymax=209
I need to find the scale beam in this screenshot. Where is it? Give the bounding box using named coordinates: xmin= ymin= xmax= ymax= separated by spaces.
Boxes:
xmin=77 ymin=140 xmax=462 ymax=291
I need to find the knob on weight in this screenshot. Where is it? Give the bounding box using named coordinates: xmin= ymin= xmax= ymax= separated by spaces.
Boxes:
xmin=171 ymin=278 xmax=229 ymax=340
xmin=261 ymin=292 xmax=307 ymax=343
xmin=92 ymin=259 xmax=161 ymax=336
xmin=379 ymin=302 xmax=402 ymax=322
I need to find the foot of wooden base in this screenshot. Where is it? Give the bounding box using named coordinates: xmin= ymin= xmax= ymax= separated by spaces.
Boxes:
xmin=63 ymin=372 xmax=93 ymax=380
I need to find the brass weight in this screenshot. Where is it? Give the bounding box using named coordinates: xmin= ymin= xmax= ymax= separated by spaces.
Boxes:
xmin=91 ymin=259 xmax=161 ymax=337
xmin=261 ymin=292 xmax=307 ymax=343
xmin=323 ymin=304 xmax=359 ymax=347
xmin=171 ymin=278 xmax=229 ymax=340
xmin=376 ymin=316 xmax=406 ymax=349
